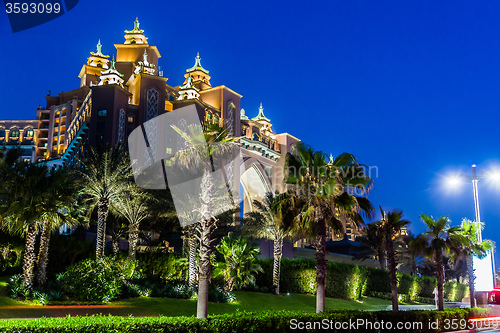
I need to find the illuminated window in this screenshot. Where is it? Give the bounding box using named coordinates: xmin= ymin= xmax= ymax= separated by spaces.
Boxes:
xmin=213 ymin=116 xmax=218 ymax=123
xmin=25 ymin=129 xmax=34 ymax=137
xmin=166 ymin=147 xmax=172 ymax=154
xmin=127 ymin=114 xmax=135 ymax=124
xmin=98 ymin=109 xmax=107 ymax=117
xmin=23 ymin=158 xmax=30 ymax=163
xmin=10 ymin=129 xmax=19 ymax=138
xmin=207 ymin=113 xmax=212 ymax=120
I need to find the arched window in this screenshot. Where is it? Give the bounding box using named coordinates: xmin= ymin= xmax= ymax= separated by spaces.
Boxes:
xmin=25 ymin=128 xmax=34 ymax=138
xmin=0 ymin=128 xmax=5 ymax=137
xmin=10 ymin=128 xmax=19 ymax=138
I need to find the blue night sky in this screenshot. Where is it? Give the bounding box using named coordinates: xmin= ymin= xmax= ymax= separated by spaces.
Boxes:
xmin=1 ymin=1 xmax=500 ymax=264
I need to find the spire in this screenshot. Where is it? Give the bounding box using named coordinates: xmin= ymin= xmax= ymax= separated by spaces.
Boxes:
xmin=124 ymin=17 xmax=148 ymax=45
xmin=252 ymin=103 xmax=271 ymax=122
xmin=90 ymin=39 xmax=108 ymax=58
xmin=186 ymin=52 xmax=209 ymax=74
xmin=110 ymin=55 xmax=116 ymax=70
xmin=125 ymin=17 xmax=144 ymax=34
xmin=96 ymin=39 xmax=102 ymax=55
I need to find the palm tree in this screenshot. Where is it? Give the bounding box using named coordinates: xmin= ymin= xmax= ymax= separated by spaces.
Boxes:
xmin=213 ymin=233 xmax=263 ymax=292
xmin=1 ymin=163 xmax=78 ymax=289
xmin=376 ymin=208 xmax=410 ymax=312
xmin=171 ymin=122 xmax=239 ymax=319
xmin=284 ymin=142 xmax=373 ymax=313
xmin=410 ymin=214 xmax=469 ymax=311
xmin=113 ymin=186 xmax=154 ymax=261
xmin=35 ymin=167 xmax=81 ymax=286
xmin=456 ymin=218 xmax=493 ymax=308
xmin=353 ymin=222 xmax=386 ymax=270
xmin=78 ymin=144 xmax=131 ymax=259
xmin=242 ymin=191 xmax=298 ymax=295
xmin=395 ymin=231 xmax=421 ymax=275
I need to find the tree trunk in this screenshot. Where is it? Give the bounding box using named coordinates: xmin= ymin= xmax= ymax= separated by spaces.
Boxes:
xmin=197 ymin=169 xmax=215 ymax=319
xmin=379 ymin=252 xmax=387 ymax=271
xmin=436 ymin=250 xmax=445 ymax=311
xmin=188 ymin=231 xmax=198 ymax=289
xmin=23 ymin=223 xmax=38 ymax=290
xmin=112 ymin=235 xmax=120 ymax=256
xmin=273 ymin=238 xmax=283 ymax=295
xmin=96 ymin=200 xmax=109 ymax=259
xmin=315 ymin=212 xmax=326 ymax=313
xmin=386 ymin=233 xmax=399 ymax=312
xmin=128 ymin=223 xmax=139 ymax=261
xmin=35 ymin=220 xmax=51 ymax=287
xmin=467 ymin=255 xmax=476 ymax=308
xmin=197 ymin=219 xmax=212 ymax=319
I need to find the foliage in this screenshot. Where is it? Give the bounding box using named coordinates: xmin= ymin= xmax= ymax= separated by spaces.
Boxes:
xmin=61 ymin=257 xmax=123 ymax=302
xmin=135 ymin=250 xmax=186 ymax=282
xmin=251 ymin=257 xmax=469 ymax=303
xmin=213 ymin=233 xmax=263 ymax=292
xmin=0 ymin=308 xmax=490 ymax=333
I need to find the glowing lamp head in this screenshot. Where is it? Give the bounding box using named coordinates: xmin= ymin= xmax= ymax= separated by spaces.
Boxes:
xmin=446 ymin=175 xmax=462 ymax=188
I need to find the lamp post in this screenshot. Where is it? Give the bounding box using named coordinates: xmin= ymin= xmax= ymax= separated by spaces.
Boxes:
xmin=464 ymin=164 xmax=496 ymax=300
xmin=468 ymin=164 xmax=482 ymax=242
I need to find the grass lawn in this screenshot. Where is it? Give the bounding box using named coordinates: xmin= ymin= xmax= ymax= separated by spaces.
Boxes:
xmin=0 ymin=288 xmax=392 ymax=319
xmin=111 ymin=292 xmax=391 ymax=317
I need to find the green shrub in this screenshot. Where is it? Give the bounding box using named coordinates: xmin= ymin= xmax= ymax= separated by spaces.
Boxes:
xmin=0 ymin=308 xmax=490 ymax=333
xmin=135 ymin=250 xmax=186 ymax=282
xmin=61 ymin=257 xmax=123 ymax=302
xmin=253 ymin=257 xmax=467 ymax=302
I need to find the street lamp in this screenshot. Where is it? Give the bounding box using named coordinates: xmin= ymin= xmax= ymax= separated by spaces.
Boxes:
xmin=468 ymin=165 xmax=482 ymax=242
xmin=464 ymin=164 xmax=496 ymax=295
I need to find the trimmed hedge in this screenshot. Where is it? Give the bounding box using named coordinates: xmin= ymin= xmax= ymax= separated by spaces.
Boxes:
xmin=0 ymin=308 xmax=490 ymax=333
xmin=254 ymin=258 xmax=469 ymax=302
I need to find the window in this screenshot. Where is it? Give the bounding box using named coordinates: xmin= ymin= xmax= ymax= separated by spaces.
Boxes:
xmin=252 ymin=133 xmax=259 ymax=141
xmin=98 ymin=109 xmax=107 ymax=117
xmin=127 ymin=114 xmax=135 ymax=124
xmin=23 ymin=158 xmax=31 ymax=163
xmin=10 ymin=129 xmax=19 ymax=138
xmin=0 ymin=129 xmax=4 ymax=137
xmin=25 ymin=129 xmax=34 ymax=137
xmin=166 ymin=147 xmax=172 ymax=154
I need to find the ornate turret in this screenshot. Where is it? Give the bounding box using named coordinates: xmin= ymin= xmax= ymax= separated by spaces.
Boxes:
xmin=134 ymin=49 xmax=156 ymax=75
xmin=124 ymin=17 xmax=148 ymax=45
xmin=99 ymin=55 xmax=124 ymax=87
xmin=183 ymin=53 xmax=211 ymax=89
xmin=252 ymin=103 xmax=271 ymax=122
xmin=79 ymin=40 xmax=110 ymax=87
xmin=177 ymin=75 xmax=200 ymax=100
xmin=87 ymin=40 xmax=110 ymax=69
xmin=240 ymin=108 xmax=249 ymax=120
xmin=252 ymin=103 xmax=273 ymax=134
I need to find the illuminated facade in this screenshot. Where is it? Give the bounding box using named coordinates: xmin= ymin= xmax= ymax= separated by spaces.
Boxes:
xmin=0 ymin=18 xmax=363 ymax=247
